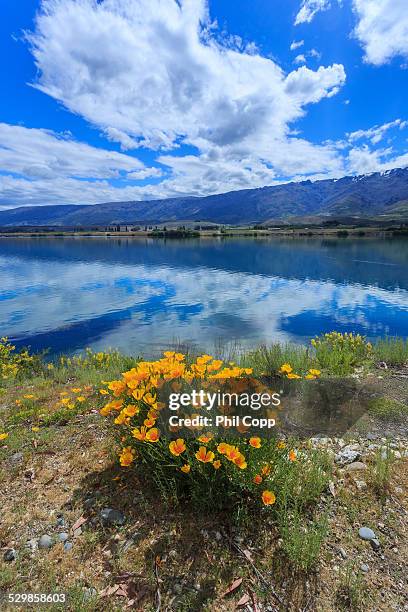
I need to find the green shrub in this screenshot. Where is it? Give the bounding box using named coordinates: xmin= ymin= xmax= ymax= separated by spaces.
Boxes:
xmin=374 ymin=337 xmax=408 ymax=366
xmin=311 ymin=332 xmax=373 ymax=375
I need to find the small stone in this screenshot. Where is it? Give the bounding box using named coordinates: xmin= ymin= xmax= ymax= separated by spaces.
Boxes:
xmin=100 ymin=508 xmax=125 ymax=526
xmin=4 ymin=548 xmax=17 ymax=562
xmin=26 ymin=539 xmax=38 ymax=552
xmin=83 ymin=587 xmax=97 ymax=601
xmin=360 ymin=563 xmax=369 ymax=572
xmin=214 ymin=531 xmax=222 ymax=541
xmin=345 ymin=462 xmax=367 ymax=472
xmin=370 ymin=539 xmax=381 ymax=551
xmin=64 ymin=542 xmax=73 ymax=552
xmin=73 ymin=528 xmax=82 ymax=537
xmin=58 ymin=532 xmax=69 ymax=543
xmin=56 ymin=516 xmax=65 ymax=527
xmin=335 ymin=448 xmax=360 ymax=466
xmin=359 ymin=527 xmax=376 ymax=541
xmin=355 ymin=480 xmax=367 ymax=490
xmin=83 ymin=497 xmax=95 ymax=509
xmin=338 ymin=547 xmax=347 ymax=559
xmin=366 ymin=433 xmax=377 ymax=441
xmin=10 ymin=452 xmax=23 ymax=463
xmin=38 ymin=535 xmax=53 ymax=549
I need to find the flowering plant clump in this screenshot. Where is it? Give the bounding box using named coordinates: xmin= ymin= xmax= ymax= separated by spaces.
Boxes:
xmin=100 ymin=351 xmax=321 ymax=510
xmin=311 ymin=332 xmax=373 ymax=375
xmin=278 ymin=363 xmax=321 ymax=380
xmin=0 ymin=337 xmax=39 ymax=382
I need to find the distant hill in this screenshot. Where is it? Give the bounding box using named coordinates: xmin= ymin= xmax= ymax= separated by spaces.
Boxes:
xmin=1 ymin=167 xmax=408 ymax=227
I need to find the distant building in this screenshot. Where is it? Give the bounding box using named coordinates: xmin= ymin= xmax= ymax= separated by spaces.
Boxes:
xmin=105 ymin=225 xmax=141 ymax=232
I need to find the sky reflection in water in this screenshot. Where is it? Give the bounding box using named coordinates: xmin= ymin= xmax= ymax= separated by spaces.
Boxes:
xmin=1 ymin=237 xmax=408 ymax=357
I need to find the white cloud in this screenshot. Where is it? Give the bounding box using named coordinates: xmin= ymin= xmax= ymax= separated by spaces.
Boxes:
xmin=290 ymin=40 xmax=304 ymax=51
xmin=0 ymin=123 xmax=146 ymax=180
xmin=294 ymin=54 xmax=306 ymax=65
xmin=352 ymin=0 xmax=408 ymax=65
xmin=104 ymin=127 xmax=140 ymax=151
xmin=295 ymin=0 xmax=330 ymax=25
xmin=4 ymin=0 xmax=348 ymax=205
xmin=348 ymin=119 xmax=407 ymax=145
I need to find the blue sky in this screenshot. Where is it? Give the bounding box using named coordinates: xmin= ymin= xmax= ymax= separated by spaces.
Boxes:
xmin=1 ymin=0 xmax=408 ymax=208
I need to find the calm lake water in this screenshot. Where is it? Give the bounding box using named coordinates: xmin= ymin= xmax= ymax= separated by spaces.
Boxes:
xmin=1 ymin=236 xmax=408 ymax=357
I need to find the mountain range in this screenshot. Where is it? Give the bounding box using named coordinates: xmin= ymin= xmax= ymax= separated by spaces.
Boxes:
xmin=1 ymin=167 xmax=408 ymax=227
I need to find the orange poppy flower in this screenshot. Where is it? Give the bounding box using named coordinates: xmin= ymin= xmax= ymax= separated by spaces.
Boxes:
xmin=198 ymin=434 xmax=213 ymax=444
xmin=213 ymin=460 xmax=221 ymax=469
xmin=217 ymin=442 xmax=230 ymax=455
xmin=146 ymin=428 xmax=160 ymax=442
xmin=169 ymin=438 xmax=186 ymax=456
xmin=262 ymin=490 xmax=276 ymax=506
xmin=288 ymin=449 xmax=297 ymax=462
xmin=195 ymin=446 xmax=215 ymax=463
xmin=253 ymin=474 xmax=263 ymax=484
xmin=249 ymin=437 xmax=261 ymax=448
xmin=234 ymin=454 xmax=247 ymax=470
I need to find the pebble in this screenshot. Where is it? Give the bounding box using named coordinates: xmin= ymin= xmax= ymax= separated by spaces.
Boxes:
xmin=83 ymin=587 xmax=97 ymax=601
xmin=345 ymin=462 xmax=367 ymax=472
xmin=26 ymin=539 xmax=38 ymax=552
xmin=335 ymin=447 xmax=360 ymax=466
xmin=38 ymin=535 xmax=53 ymax=549
xmin=359 ymin=527 xmax=376 ymax=541
xmin=56 ymin=516 xmax=65 ymax=527
xmin=100 ymin=508 xmax=126 ymax=526
xmin=338 ymin=547 xmax=347 ymax=559
xmin=10 ymin=452 xmax=23 ymax=463
xmin=4 ymin=548 xmax=17 ymax=562
xmin=58 ymin=532 xmax=69 ymax=543
xmin=370 ymin=538 xmax=381 ymax=551
xmin=64 ymin=542 xmax=73 ymax=552
xmin=360 ymin=563 xmax=369 ymax=572
xmin=355 ymin=480 xmax=367 ymax=490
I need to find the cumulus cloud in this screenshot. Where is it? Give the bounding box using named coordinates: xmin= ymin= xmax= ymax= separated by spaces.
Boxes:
xmin=295 ymin=0 xmax=330 ymax=25
xmin=0 ymin=0 xmax=348 ymax=206
xmin=0 ymin=123 xmax=145 ymax=179
xmin=294 ymin=54 xmax=306 ymax=65
xmin=0 ymin=123 xmax=166 ymax=207
xmin=348 ymin=119 xmax=407 ymax=145
xmin=352 ymin=0 xmax=408 ymax=65
xmin=290 ymin=40 xmax=304 ymax=51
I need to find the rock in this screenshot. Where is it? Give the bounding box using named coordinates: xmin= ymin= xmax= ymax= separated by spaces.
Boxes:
xmin=73 ymin=528 xmax=82 ymax=537
xmin=56 ymin=515 xmax=65 ymax=527
xmin=359 ymin=527 xmax=376 ymax=541
xmin=355 ymin=480 xmax=367 ymax=490
xmin=100 ymin=508 xmax=125 ymax=526
xmin=366 ymin=433 xmax=377 ymax=441
xmin=4 ymin=548 xmax=17 ymax=562
xmin=58 ymin=532 xmax=69 ymax=543
xmin=83 ymin=497 xmax=95 ymax=510
xmin=338 ymin=547 xmax=347 ymax=559
xmin=10 ymin=452 xmax=23 ymax=463
xmin=360 ymin=563 xmax=369 ymax=572
xmin=335 ymin=447 xmax=360 ymax=466
xmin=370 ymin=539 xmax=381 ymax=551
xmin=26 ymin=538 xmax=38 ymax=552
xmin=345 ymin=462 xmax=367 ymax=472
xmin=393 ymin=451 xmax=401 ymax=459
xmin=64 ymin=542 xmax=73 ymax=552
xmin=83 ymin=587 xmax=97 ymax=601
xmin=38 ymin=535 xmax=53 ymax=549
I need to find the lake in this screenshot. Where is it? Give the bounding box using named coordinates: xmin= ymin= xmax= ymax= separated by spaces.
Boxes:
xmin=1 ymin=236 xmax=408 ymax=357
